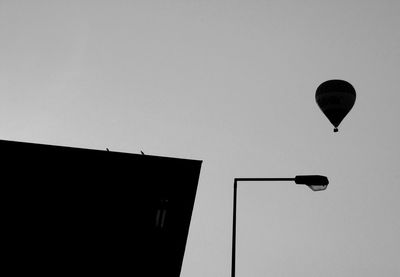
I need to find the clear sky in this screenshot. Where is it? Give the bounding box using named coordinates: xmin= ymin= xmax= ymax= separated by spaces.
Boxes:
xmin=1 ymin=1 xmax=399 ymax=276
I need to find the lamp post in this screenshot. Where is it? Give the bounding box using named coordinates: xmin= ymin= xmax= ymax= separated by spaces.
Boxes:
xmin=231 ymin=175 xmax=329 ymax=277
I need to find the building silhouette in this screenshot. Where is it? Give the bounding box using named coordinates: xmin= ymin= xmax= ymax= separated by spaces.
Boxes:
xmin=2 ymin=139 xmax=202 ymax=276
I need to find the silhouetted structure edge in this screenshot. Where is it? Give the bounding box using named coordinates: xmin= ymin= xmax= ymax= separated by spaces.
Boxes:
xmin=2 ymin=139 xmax=202 ymax=276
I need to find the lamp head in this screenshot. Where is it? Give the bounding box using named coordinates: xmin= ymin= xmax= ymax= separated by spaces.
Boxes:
xmin=295 ymin=175 xmax=329 ymax=191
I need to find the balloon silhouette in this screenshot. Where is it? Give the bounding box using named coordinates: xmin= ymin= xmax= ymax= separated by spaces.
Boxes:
xmin=316 ymin=79 xmax=356 ymax=132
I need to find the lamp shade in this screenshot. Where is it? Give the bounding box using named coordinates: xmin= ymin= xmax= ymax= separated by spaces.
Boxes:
xmin=295 ymin=175 xmax=329 ymax=191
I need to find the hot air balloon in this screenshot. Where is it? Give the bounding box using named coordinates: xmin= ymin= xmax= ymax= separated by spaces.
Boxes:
xmin=316 ymin=79 xmax=356 ymax=132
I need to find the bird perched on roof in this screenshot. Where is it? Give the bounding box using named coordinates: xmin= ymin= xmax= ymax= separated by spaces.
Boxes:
xmin=141 ymin=151 xmax=145 ymax=155
xmin=106 ymin=148 xmax=109 ymax=152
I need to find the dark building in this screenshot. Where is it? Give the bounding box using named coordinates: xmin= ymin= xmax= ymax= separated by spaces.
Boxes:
xmin=2 ymin=139 xmax=202 ymax=276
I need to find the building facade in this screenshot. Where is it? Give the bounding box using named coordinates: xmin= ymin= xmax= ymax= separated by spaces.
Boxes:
xmin=2 ymin=140 xmax=202 ymax=276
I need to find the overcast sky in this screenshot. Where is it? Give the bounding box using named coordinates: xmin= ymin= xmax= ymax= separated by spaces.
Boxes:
xmin=1 ymin=1 xmax=399 ymax=276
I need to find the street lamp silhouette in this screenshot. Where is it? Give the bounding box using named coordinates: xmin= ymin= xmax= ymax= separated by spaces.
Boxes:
xmin=231 ymin=175 xmax=329 ymax=277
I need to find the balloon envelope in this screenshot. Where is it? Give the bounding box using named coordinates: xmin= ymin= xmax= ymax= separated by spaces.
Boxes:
xmin=316 ymin=80 xmax=356 ymax=132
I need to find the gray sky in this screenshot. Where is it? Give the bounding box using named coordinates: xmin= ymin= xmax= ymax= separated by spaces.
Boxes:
xmin=1 ymin=1 xmax=399 ymax=276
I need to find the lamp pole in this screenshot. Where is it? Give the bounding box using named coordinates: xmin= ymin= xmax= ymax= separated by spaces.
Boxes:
xmin=231 ymin=175 xmax=329 ymax=277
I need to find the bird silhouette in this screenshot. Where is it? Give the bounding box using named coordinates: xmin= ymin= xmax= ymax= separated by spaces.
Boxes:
xmin=106 ymin=148 xmax=109 ymax=152
xmin=141 ymin=151 xmax=145 ymax=155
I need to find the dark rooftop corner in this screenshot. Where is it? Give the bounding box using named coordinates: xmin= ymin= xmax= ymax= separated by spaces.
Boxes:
xmin=2 ymin=139 xmax=202 ymax=276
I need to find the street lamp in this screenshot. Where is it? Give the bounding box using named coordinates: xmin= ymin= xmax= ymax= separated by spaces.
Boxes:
xmin=231 ymin=175 xmax=329 ymax=277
